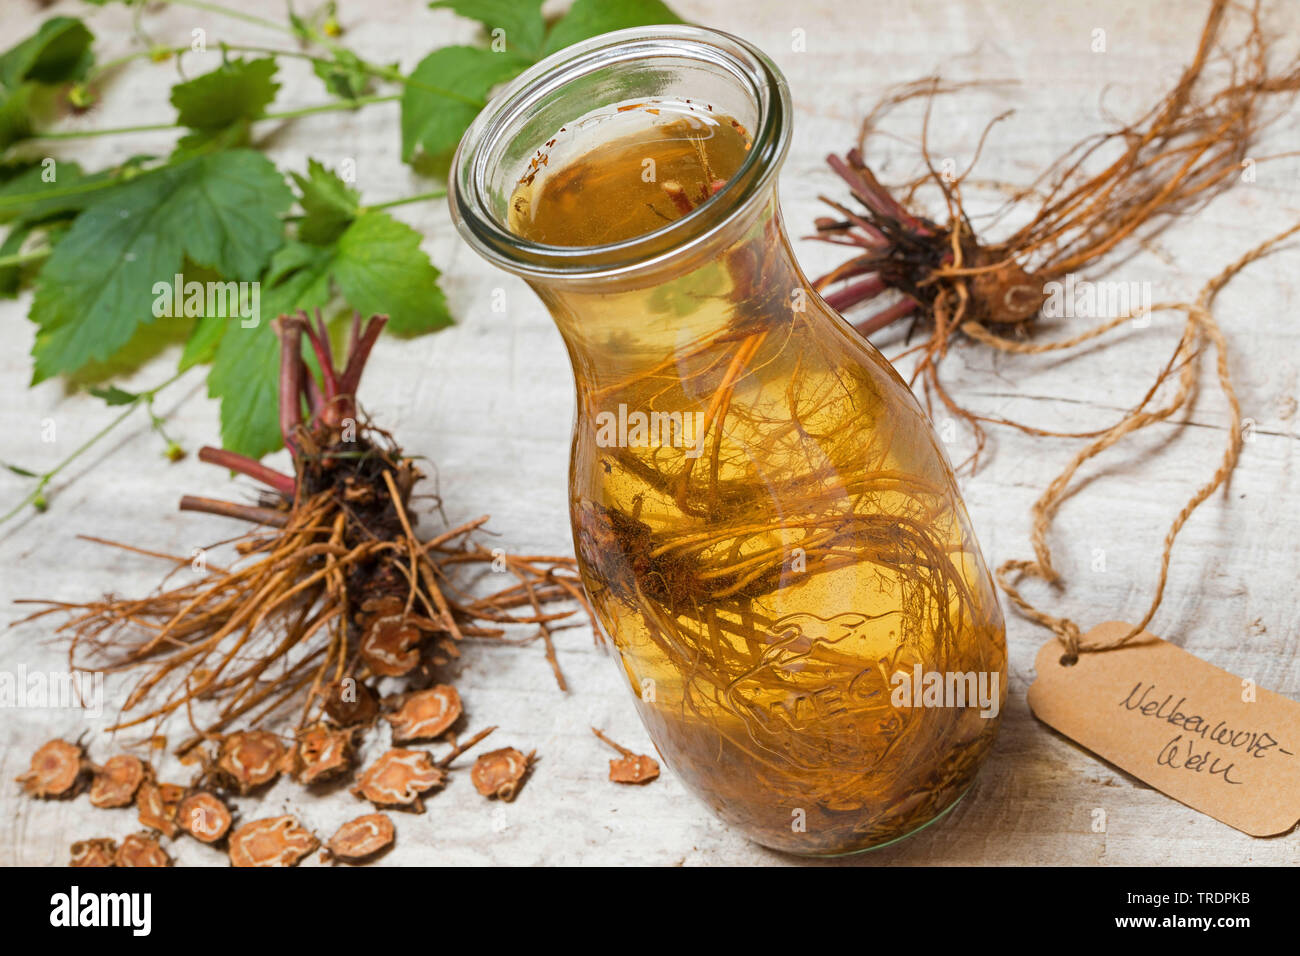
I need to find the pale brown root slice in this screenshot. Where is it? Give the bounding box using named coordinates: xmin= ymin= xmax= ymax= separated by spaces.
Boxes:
xmin=89 ymin=754 xmax=148 ymax=807
xmin=291 ymin=724 xmax=354 ymax=784
xmin=471 ymin=747 xmax=533 ymax=802
xmin=351 ymin=749 xmax=446 ymax=812
xmin=216 ymin=729 xmax=287 ymax=793
xmin=17 ymin=739 xmax=85 ymax=798
xmin=116 ymin=832 xmax=172 ymax=867
xmin=384 ymin=685 xmax=462 ymax=742
xmin=591 ymin=728 xmax=660 ymax=785
xmin=324 ymin=813 xmax=395 ymax=863
xmin=177 ymin=791 xmax=233 ymax=844
xmin=137 ymin=780 xmax=185 ymax=838
xmin=228 ymin=816 xmax=318 ymax=867
xmin=70 ymin=839 xmax=117 ymax=867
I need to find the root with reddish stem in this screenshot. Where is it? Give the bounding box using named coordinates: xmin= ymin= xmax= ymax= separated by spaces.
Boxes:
xmin=18 ymin=309 xmax=589 ymax=754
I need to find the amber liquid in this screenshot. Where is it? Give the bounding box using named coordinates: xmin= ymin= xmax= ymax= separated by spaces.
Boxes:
xmin=509 ymin=105 xmax=1006 ymax=854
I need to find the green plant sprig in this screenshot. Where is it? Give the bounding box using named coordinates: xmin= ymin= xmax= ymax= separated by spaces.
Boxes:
xmin=0 ymin=0 xmax=683 ymax=522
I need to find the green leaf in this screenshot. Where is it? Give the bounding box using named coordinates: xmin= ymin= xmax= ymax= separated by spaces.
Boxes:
xmin=312 ymin=49 xmax=372 ymax=101
xmin=0 ymin=160 xmax=89 ymax=224
xmin=88 ymin=384 xmax=138 ymax=406
xmin=332 ymin=210 xmax=451 ymax=335
xmin=543 ymin=0 xmax=684 ymax=56
xmin=0 ymin=221 xmax=35 ymax=297
xmin=5 ymin=462 xmax=39 ymax=478
xmin=0 ymin=17 xmax=94 ymax=90
xmin=401 ymin=45 xmax=531 ymax=163
xmin=206 ymin=207 xmax=451 ymax=457
xmin=0 ymin=156 xmax=151 ymax=224
xmin=28 ymin=150 xmax=292 ymax=383
xmin=178 ymin=311 xmax=226 ymax=371
xmin=208 ymin=243 xmax=333 ymax=458
xmin=0 ymin=81 xmax=37 ymax=152
xmin=0 ymin=17 xmax=95 ymax=151
xmin=170 ymin=57 xmax=279 ymax=132
xmin=292 ymin=159 xmax=359 ymax=246
xmin=431 ymin=0 xmax=546 ymax=58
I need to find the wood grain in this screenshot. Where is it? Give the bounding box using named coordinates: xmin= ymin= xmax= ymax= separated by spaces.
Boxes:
xmin=0 ymin=0 xmax=1296 ymax=866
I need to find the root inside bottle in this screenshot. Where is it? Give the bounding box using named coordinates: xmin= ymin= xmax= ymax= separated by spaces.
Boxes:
xmin=506 ymin=100 xmax=1006 ymax=855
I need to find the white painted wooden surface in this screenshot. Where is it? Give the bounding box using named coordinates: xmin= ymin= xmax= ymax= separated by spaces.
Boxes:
xmin=1 ymin=0 xmax=1297 ymax=866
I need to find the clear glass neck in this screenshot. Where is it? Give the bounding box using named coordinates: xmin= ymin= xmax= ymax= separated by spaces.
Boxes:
xmin=449 ymin=25 xmax=792 ymax=286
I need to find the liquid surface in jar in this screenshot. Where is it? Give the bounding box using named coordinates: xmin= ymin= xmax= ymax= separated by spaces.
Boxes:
xmin=507 ymin=103 xmax=752 ymax=246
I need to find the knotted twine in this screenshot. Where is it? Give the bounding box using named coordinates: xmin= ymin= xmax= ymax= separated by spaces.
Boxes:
xmin=959 ymin=220 xmax=1300 ymax=664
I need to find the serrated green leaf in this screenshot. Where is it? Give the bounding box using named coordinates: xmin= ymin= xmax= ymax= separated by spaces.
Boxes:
xmin=431 ymin=0 xmax=546 ymax=58
xmin=170 ymin=58 xmax=279 ymax=132
xmin=206 ymin=208 xmax=451 ymax=458
xmin=401 ymin=45 xmax=531 ymax=163
xmin=543 ymin=0 xmax=684 ymax=56
xmin=332 ymin=210 xmax=451 ymax=335
xmin=28 ymin=150 xmax=292 ymax=383
xmin=208 ymin=242 xmax=333 ymax=459
xmin=88 ymin=384 xmax=138 ymax=406
xmin=292 ymin=159 xmax=359 ymax=246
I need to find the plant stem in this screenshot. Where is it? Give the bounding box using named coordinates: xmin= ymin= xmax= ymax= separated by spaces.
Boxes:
xmin=363 ymin=189 xmax=447 ymax=212
xmin=0 ymin=248 xmax=52 ymax=270
xmin=24 ymin=94 xmax=400 ymax=144
xmin=262 ymin=94 xmax=399 ymax=121
xmin=32 ymin=122 xmax=180 ymax=141
xmin=0 ymin=371 xmax=189 ymax=527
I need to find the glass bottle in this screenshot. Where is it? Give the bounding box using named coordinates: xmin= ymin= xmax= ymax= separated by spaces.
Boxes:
xmin=451 ymin=25 xmax=1006 ymax=855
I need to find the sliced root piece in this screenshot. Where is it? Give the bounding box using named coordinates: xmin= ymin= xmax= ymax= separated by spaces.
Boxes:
xmin=228 ymin=816 xmax=318 ymax=867
xmin=17 ymin=739 xmax=85 ymax=798
xmin=609 ymin=753 xmax=660 ymax=785
xmin=471 ymin=747 xmax=533 ymax=802
xmin=70 ymin=838 xmax=117 ymax=867
xmin=177 ymin=791 xmax=234 ymax=844
xmin=384 ymin=685 xmax=462 ymax=743
xmin=324 ymin=813 xmax=395 ymax=863
xmin=325 ymin=680 xmax=379 ymax=727
xmin=292 ymin=724 xmax=353 ymax=785
xmin=359 ymin=608 xmax=424 ymax=677
xmin=217 ymin=730 xmax=287 ymax=793
xmin=116 ymin=832 xmax=172 ymax=867
xmin=137 ymin=781 xmax=185 ymax=838
xmin=89 ymin=755 xmax=148 ymax=808
xmin=351 ymin=748 xmax=445 ymax=812
xmin=592 ymin=727 xmax=660 ymax=785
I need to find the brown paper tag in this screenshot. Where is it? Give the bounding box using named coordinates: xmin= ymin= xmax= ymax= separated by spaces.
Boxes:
xmin=1027 ymin=621 xmax=1300 ymax=836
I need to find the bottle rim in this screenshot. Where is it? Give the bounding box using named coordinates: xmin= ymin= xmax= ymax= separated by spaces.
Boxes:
xmin=449 ymin=24 xmax=792 ymax=282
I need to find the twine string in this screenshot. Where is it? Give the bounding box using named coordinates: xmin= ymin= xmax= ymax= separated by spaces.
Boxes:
xmin=960 ymin=220 xmax=1300 ymax=663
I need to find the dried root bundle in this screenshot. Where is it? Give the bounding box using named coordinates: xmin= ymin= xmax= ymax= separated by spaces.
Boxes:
xmin=813 ymin=0 xmax=1298 ymax=459
xmin=20 ymin=310 xmax=589 ymax=755
xmin=811 ymin=0 xmax=1300 ymax=651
